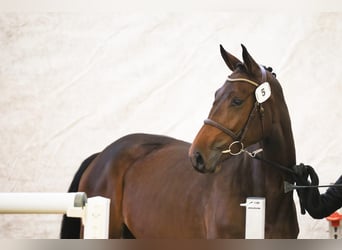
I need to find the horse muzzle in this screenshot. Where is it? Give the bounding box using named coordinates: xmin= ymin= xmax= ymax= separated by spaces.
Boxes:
xmin=189 ymin=147 xmax=222 ymax=174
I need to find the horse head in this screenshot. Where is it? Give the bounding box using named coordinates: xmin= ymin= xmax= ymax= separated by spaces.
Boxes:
xmin=189 ymin=44 xmax=285 ymax=174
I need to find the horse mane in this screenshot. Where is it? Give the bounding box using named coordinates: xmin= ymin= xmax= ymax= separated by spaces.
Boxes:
xmin=262 ymin=65 xmax=277 ymax=77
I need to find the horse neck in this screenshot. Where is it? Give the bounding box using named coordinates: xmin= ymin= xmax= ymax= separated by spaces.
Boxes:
xmin=265 ymin=112 xmax=295 ymax=166
xmin=261 ymin=102 xmax=296 ymax=187
xmin=262 ymin=79 xmax=296 ymax=164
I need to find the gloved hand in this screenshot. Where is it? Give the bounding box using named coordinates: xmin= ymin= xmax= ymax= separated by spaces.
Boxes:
xmin=292 ymin=163 xmax=319 ymax=186
xmin=292 ymin=163 xmax=320 ymax=215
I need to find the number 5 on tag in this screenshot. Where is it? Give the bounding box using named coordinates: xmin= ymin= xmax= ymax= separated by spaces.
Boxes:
xmin=255 ymin=82 xmax=271 ymax=103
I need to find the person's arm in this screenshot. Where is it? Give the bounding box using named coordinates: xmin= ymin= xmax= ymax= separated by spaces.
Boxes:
xmin=293 ymin=164 xmax=342 ymax=219
xmin=310 ymin=175 xmax=342 ymax=219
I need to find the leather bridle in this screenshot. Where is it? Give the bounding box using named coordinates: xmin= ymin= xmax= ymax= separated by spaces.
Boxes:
xmin=203 ymin=65 xmax=267 ymax=155
xmin=202 ymin=65 xmax=340 ymax=205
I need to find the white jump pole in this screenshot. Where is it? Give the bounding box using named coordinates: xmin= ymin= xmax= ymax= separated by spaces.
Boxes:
xmin=241 ymin=197 xmax=266 ymax=239
xmin=0 ymin=192 xmax=86 ymax=215
xmin=0 ymin=192 xmax=111 ymax=239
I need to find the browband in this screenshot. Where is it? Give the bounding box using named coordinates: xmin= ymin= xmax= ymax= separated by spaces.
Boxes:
xmin=226 ymin=65 xmax=267 ymax=87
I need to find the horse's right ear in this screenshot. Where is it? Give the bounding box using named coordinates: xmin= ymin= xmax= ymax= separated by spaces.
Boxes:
xmin=220 ymin=44 xmax=242 ymax=72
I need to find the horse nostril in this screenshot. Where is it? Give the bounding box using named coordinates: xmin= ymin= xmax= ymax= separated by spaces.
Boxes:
xmin=192 ymin=151 xmax=205 ymax=172
xmin=195 ymin=152 xmax=204 ymax=166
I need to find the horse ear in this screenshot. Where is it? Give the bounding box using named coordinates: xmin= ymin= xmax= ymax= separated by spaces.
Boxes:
xmin=220 ymin=44 xmax=242 ymax=72
xmin=241 ymin=44 xmax=260 ymax=75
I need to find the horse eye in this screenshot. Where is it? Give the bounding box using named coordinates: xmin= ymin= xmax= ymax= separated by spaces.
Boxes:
xmin=231 ymin=98 xmax=243 ymax=106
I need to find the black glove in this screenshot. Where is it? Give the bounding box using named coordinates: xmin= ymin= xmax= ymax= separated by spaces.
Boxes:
xmin=292 ymin=163 xmax=320 ymax=215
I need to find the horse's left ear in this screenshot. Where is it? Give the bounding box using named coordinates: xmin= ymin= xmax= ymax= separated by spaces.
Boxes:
xmin=241 ymin=44 xmax=260 ymax=75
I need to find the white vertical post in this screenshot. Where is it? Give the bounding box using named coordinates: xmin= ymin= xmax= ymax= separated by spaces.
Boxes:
xmin=83 ymin=196 xmax=111 ymax=239
xmin=241 ymin=197 xmax=265 ymax=239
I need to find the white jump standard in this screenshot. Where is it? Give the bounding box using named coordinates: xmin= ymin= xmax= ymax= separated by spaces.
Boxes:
xmin=0 ymin=192 xmax=110 ymax=239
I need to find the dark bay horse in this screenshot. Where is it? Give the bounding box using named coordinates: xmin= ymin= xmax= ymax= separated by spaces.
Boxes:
xmin=61 ymin=45 xmax=299 ymax=238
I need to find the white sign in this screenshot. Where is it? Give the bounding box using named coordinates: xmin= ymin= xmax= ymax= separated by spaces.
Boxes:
xmin=255 ymin=82 xmax=271 ymax=103
xmin=241 ymin=197 xmax=266 ymax=239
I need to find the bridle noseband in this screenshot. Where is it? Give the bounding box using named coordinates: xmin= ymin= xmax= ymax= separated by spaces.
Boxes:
xmin=204 ymin=65 xmax=267 ymax=156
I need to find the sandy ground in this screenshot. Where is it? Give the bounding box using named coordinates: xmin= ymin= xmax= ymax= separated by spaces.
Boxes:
xmin=0 ymin=13 xmax=341 ymax=238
